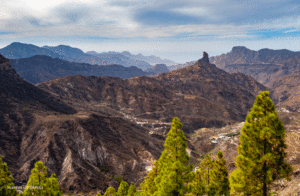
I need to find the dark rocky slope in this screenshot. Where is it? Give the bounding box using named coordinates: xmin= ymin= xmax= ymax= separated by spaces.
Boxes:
xmin=0 ymin=54 xmax=170 ymax=195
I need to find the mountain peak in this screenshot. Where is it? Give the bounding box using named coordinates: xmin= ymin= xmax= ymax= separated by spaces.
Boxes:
xmin=197 ymin=51 xmax=210 ymax=64
xmin=121 ymin=51 xmax=131 ymax=56
xmin=231 ymin=46 xmax=251 ymax=53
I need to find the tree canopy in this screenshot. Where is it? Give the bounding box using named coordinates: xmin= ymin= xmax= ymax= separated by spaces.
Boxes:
xmin=229 ymin=91 xmax=293 ymax=196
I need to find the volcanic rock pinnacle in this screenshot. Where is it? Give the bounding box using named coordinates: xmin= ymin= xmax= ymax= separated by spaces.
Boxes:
xmin=197 ymin=52 xmax=210 ymax=64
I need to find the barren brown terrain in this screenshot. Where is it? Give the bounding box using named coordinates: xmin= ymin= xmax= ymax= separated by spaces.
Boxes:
xmin=1 ymin=51 xmax=300 ymax=195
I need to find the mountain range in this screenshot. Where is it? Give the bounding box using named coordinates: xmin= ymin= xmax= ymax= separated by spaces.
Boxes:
xmin=0 ymin=42 xmax=177 ymax=71
xmin=2 ymin=42 xmax=300 ymax=195
xmin=87 ymin=51 xmax=177 ymax=66
xmin=9 ymin=55 xmax=149 ymax=84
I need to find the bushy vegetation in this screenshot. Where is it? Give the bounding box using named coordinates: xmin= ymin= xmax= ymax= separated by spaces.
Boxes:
xmin=0 ymin=157 xmax=63 ymax=196
xmin=225 ymin=132 xmax=240 ymax=137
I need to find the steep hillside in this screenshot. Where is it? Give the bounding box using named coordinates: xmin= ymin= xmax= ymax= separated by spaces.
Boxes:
xmin=0 ymin=54 xmax=172 ymax=195
xmin=210 ymin=46 xmax=300 ymax=86
xmin=266 ymin=73 xmax=300 ymax=112
xmin=37 ymin=52 xmax=277 ymax=134
xmin=209 ymin=46 xmax=300 ymax=111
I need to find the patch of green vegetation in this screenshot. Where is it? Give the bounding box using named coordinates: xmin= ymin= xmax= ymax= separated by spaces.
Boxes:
xmin=226 ymin=132 xmax=240 ymax=137
xmin=109 ymin=175 xmax=122 ymax=184
xmin=97 ymin=164 xmax=109 ymax=172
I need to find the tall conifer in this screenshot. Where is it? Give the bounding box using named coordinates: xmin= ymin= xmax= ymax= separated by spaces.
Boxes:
xmin=127 ymin=182 xmax=137 ymax=196
xmin=22 ymin=161 xmax=62 ymax=196
xmin=140 ymin=160 xmax=160 ymax=196
xmin=117 ymin=181 xmax=129 ymax=196
xmin=0 ymin=155 xmax=18 ymax=196
xmin=104 ymin=187 xmax=117 ymax=196
xmin=187 ymin=170 xmax=205 ymax=196
xmin=229 ymin=91 xmax=293 ymax=196
xmin=154 ymin=117 xmax=193 ymax=196
xmin=209 ymin=151 xmax=229 ymax=196
xmin=199 ymin=153 xmax=214 ymax=195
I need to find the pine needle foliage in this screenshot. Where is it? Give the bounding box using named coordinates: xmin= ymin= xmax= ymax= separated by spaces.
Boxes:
xmin=127 ymin=182 xmax=137 ymax=196
xmin=0 ymin=155 xmax=18 ymax=196
xmin=140 ymin=160 xmax=160 ymax=196
xmin=229 ymin=91 xmax=293 ymax=196
xmin=187 ymin=170 xmax=205 ymax=196
xmin=154 ymin=117 xmax=193 ymax=196
xmin=104 ymin=187 xmax=117 ymax=196
xmin=209 ymin=151 xmax=230 ymax=196
xmin=117 ymin=181 xmax=129 ymax=196
xmin=22 ymin=161 xmax=63 ymax=196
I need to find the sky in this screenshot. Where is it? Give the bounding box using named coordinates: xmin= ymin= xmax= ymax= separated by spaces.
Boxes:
xmin=0 ymin=0 xmax=300 ymax=63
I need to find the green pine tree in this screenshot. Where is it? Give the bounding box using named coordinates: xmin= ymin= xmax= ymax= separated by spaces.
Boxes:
xmin=229 ymin=91 xmax=293 ymax=196
xmin=187 ymin=170 xmax=205 ymax=196
xmin=140 ymin=160 xmax=161 ymax=196
xmin=104 ymin=187 xmax=117 ymax=196
xmin=154 ymin=117 xmax=193 ymax=196
xmin=0 ymin=155 xmax=18 ymax=196
xmin=44 ymin=173 xmax=63 ymax=196
xmin=22 ymin=161 xmax=48 ymax=196
xmin=199 ymin=153 xmax=214 ymax=195
xmin=22 ymin=161 xmax=63 ymax=196
xmin=127 ymin=182 xmax=137 ymax=196
xmin=117 ymin=181 xmax=129 ymax=196
xmin=209 ymin=151 xmax=230 ymax=196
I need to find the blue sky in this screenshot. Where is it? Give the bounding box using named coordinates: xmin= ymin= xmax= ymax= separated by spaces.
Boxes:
xmin=0 ymin=0 xmax=300 ymax=63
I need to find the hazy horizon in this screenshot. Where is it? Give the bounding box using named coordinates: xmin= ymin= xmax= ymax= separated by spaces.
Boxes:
xmin=1 ymin=0 xmax=300 ymax=63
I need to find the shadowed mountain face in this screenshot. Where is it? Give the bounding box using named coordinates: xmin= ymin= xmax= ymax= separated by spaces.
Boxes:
xmin=37 ymin=52 xmax=278 ymax=134
xmin=9 ymin=55 xmax=148 ymax=84
xmin=0 ymin=53 xmax=76 ymax=182
xmin=0 ymin=53 xmax=171 ymax=195
xmin=0 ymin=42 xmax=61 ymax=59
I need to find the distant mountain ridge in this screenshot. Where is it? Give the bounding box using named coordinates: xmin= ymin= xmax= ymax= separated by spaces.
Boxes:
xmin=0 ymin=42 xmax=62 ymax=59
xmin=9 ymin=55 xmax=148 ymax=84
xmin=87 ymin=50 xmax=177 ymax=66
xmin=210 ymin=46 xmax=300 ymax=69
xmin=210 ymin=46 xmax=300 ymax=111
xmin=84 ymin=50 xmax=152 ymax=71
xmin=146 ymin=64 xmax=169 ymax=76
xmin=0 ymin=42 xmax=158 ymax=71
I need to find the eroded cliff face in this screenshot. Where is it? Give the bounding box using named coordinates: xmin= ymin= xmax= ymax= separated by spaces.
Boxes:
xmin=0 ymin=53 xmax=169 ymax=195
xmin=11 ymin=112 xmax=166 ymax=194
